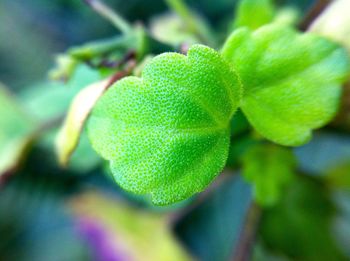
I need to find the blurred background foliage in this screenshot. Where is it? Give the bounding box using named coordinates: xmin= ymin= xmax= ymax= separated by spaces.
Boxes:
xmin=1 ymin=0 xmax=350 ymax=260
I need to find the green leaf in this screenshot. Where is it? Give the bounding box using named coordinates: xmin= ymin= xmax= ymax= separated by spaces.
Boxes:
xmin=19 ymin=65 xmax=101 ymax=124
xmin=233 ymin=0 xmax=275 ymax=30
xmin=165 ymin=0 xmax=216 ymax=46
xmin=222 ymin=24 xmax=350 ymax=146
xmin=88 ymin=44 xmax=242 ymax=205
xmin=0 ymin=83 xmax=35 ymax=176
xmin=260 ymin=176 xmax=346 ymax=260
xmin=150 ymin=13 xmax=200 ymax=46
xmin=242 ymin=143 xmax=296 ymax=206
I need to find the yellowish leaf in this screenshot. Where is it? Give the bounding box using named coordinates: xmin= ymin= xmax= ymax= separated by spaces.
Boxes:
xmin=56 ymin=77 xmax=112 ymax=166
xmin=68 ymin=191 xmax=193 ymax=261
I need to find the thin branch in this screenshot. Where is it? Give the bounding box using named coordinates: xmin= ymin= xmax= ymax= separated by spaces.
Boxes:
xmin=106 ymin=60 xmax=136 ymax=87
xmin=299 ymin=0 xmax=332 ymax=31
xmin=165 ymin=0 xmax=211 ymax=44
xmin=233 ymin=202 xmax=261 ymax=261
xmin=83 ymin=0 xmax=132 ymax=34
xmin=98 ymin=50 xmax=136 ymax=68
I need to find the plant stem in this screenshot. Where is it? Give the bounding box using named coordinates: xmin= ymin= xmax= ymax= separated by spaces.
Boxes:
xmin=83 ymin=0 xmax=132 ymax=34
xmin=233 ymin=202 xmax=261 ymax=261
xmin=165 ymin=0 xmax=210 ymax=44
xmin=299 ymin=0 xmax=331 ymax=31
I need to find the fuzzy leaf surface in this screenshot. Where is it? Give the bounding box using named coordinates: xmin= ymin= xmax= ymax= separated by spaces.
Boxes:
xmin=222 ymin=24 xmax=350 ymax=146
xmin=88 ymin=45 xmax=241 ymax=205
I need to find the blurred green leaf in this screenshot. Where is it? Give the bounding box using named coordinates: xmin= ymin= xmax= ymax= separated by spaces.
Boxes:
xmin=233 ymin=0 xmax=275 ymax=30
xmin=226 ymin=136 xmax=256 ymax=168
xmin=17 ymin=65 xmax=102 ymax=173
xmin=222 ymin=24 xmax=350 ymax=146
xmin=0 ymin=83 xmax=35 ymax=176
xmin=19 ymin=64 xmax=100 ymax=124
xmin=230 ymin=109 xmax=250 ymax=137
xmin=165 ymin=0 xmax=216 ymax=46
xmin=260 ymin=176 xmax=346 ymax=260
xmin=252 ymin=242 xmax=289 ymax=261
xmin=242 ymin=143 xmax=296 ymax=206
xmin=68 ymin=35 xmax=134 ymax=60
xmin=48 ymin=54 xmax=79 ymax=82
xmin=332 ymin=191 xmax=350 ymax=259
xmin=150 ymin=13 xmax=200 ymax=46
xmin=38 ymin=127 xmax=101 ymax=174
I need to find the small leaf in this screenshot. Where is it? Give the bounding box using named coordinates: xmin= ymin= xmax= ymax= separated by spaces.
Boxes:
xmin=88 ymin=44 xmax=242 ymax=205
xmin=260 ymin=176 xmax=346 ymax=260
xmin=222 ymin=24 xmax=350 ymax=146
xmin=56 ymin=77 xmax=111 ymax=167
xmin=242 ymin=143 xmax=296 ymax=206
xmin=48 ymin=54 xmax=78 ymax=81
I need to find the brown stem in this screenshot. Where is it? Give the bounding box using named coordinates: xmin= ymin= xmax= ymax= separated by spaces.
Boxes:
xmin=233 ymin=202 xmax=261 ymax=261
xmin=106 ymin=59 xmax=136 ymax=87
xmin=299 ymin=0 xmax=332 ymax=31
xmin=98 ymin=50 xmax=136 ymax=68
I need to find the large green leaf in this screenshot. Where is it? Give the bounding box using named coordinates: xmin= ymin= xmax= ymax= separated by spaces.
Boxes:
xmin=222 ymin=24 xmax=350 ymax=146
xmin=88 ymin=44 xmax=242 ymax=205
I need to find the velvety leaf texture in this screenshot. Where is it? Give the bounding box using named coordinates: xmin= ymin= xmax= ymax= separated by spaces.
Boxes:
xmin=222 ymin=24 xmax=350 ymax=146
xmin=88 ymin=45 xmax=241 ymax=205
